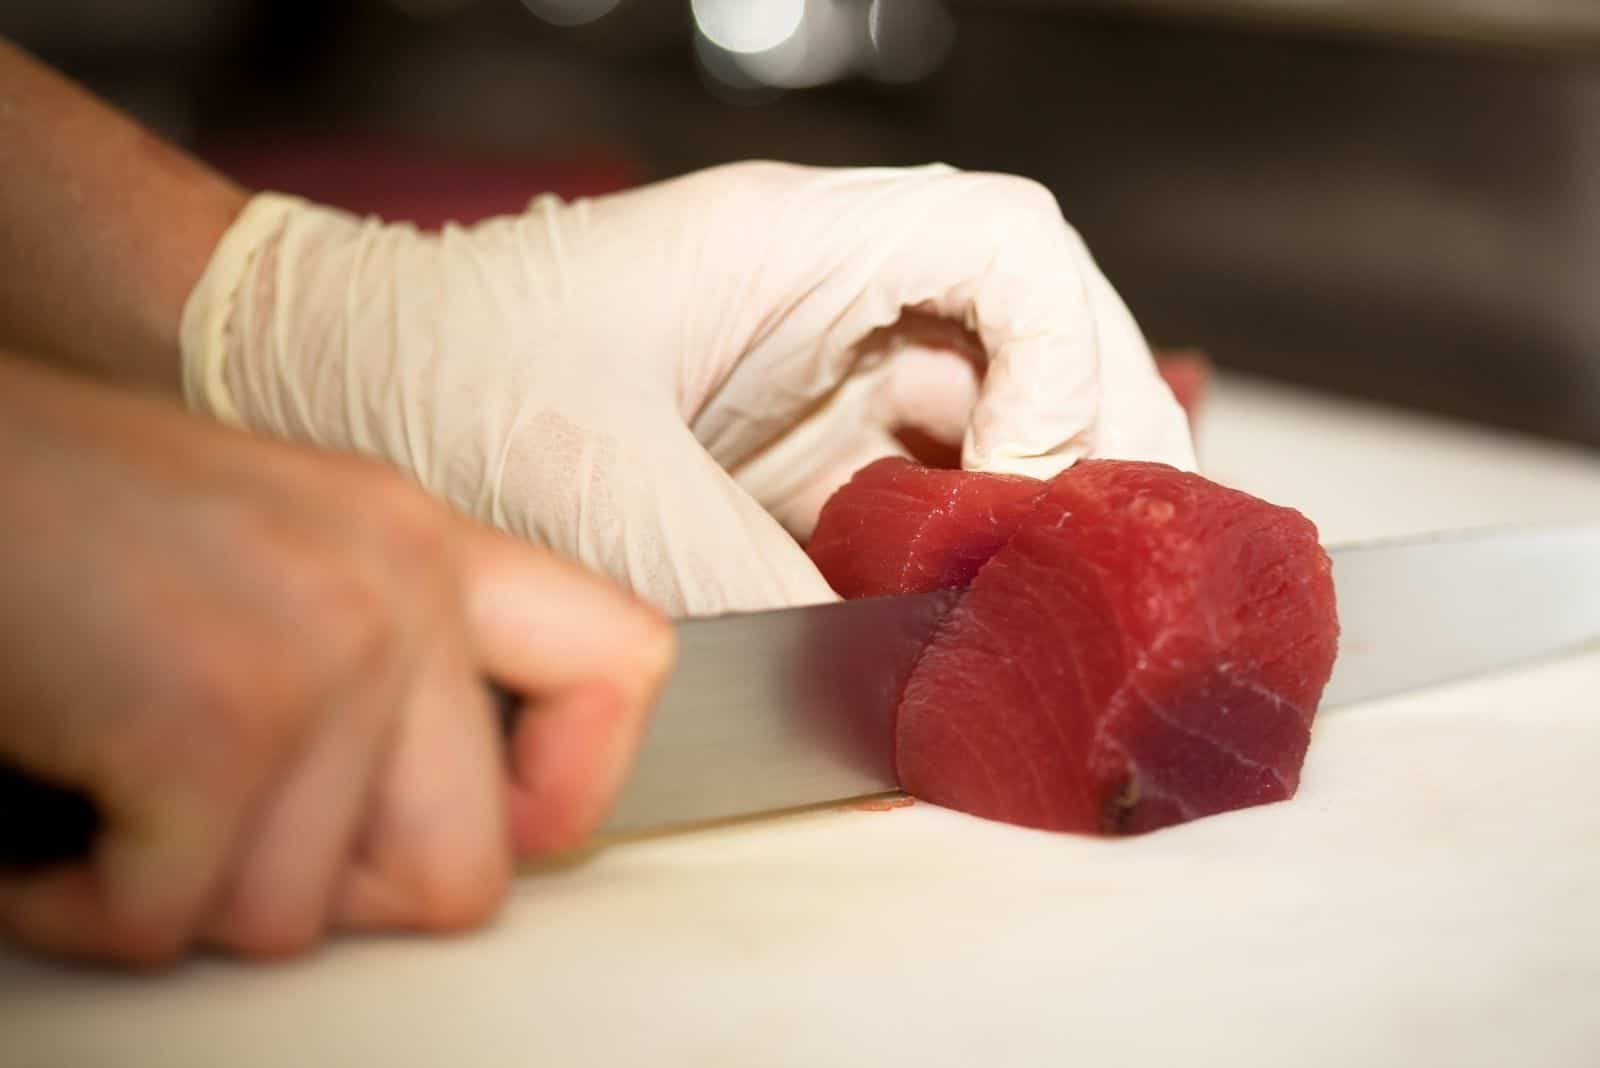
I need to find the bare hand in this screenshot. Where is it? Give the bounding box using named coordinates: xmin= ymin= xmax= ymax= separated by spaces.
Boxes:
xmin=0 ymin=356 xmax=673 ymax=965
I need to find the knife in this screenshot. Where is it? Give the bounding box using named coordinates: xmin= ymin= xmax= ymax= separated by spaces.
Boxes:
xmin=4 ymin=524 xmax=1598 ymax=867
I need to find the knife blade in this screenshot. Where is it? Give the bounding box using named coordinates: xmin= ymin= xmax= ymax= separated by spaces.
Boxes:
xmin=4 ymin=524 xmax=1598 ymax=867
xmin=600 ymin=588 xmax=958 ymax=834
xmin=1320 ymin=523 xmax=1600 ymax=705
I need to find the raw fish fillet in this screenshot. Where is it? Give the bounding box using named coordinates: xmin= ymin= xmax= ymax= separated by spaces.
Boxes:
xmin=807 ymin=458 xmax=1338 ymax=835
xmin=806 ymin=461 xmax=1046 ymax=598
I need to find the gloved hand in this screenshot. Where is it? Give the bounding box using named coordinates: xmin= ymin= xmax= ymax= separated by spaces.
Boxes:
xmin=182 ymin=162 xmax=1194 ymax=616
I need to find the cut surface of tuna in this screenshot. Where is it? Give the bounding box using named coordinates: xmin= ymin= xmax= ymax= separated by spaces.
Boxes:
xmin=807 ymin=457 xmax=1338 ymax=835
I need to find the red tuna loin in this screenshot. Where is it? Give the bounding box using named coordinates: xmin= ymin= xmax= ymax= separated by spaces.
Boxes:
xmin=808 ymin=458 xmax=1338 ymax=835
xmin=806 ymin=459 xmax=1047 ymax=599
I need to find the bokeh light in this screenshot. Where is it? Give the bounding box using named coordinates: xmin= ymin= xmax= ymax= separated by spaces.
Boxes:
xmin=694 ymin=0 xmax=953 ymax=92
xmin=868 ymin=0 xmax=954 ymax=83
xmin=521 ymin=0 xmax=623 ymax=28
xmin=691 ymin=0 xmax=807 ymax=56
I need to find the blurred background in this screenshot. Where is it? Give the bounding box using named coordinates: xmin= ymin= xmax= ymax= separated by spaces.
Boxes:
xmin=5 ymin=0 xmax=1600 ymax=447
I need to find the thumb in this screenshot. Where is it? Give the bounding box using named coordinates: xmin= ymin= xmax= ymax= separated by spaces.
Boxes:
xmin=733 ymin=333 xmax=981 ymax=541
xmin=648 ymin=432 xmax=840 ymax=616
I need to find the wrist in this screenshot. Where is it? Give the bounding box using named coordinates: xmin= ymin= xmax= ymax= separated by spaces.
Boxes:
xmin=180 ymin=192 xmax=316 ymax=424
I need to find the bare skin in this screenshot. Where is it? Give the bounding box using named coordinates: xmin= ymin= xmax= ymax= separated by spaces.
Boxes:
xmin=0 ymin=37 xmax=247 ymax=391
xmin=0 ymin=355 xmax=674 ymax=965
xmin=0 ymin=41 xmax=676 ymax=965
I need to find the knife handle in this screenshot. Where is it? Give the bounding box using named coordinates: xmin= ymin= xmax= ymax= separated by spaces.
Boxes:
xmin=0 ymin=684 xmax=523 ymax=873
xmin=0 ymin=763 xmax=100 ymax=871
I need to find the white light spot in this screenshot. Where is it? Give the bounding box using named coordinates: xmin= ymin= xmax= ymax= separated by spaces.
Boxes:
xmin=733 ymin=0 xmax=860 ymax=89
xmin=692 ymin=0 xmax=807 ymax=55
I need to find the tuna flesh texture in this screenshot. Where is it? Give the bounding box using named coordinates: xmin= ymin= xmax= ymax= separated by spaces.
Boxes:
xmin=807 ymin=457 xmax=1338 ymax=835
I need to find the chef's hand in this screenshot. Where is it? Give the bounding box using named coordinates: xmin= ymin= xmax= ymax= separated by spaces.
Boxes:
xmin=182 ymin=163 xmax=1195 ymax=616
xmin=0 ymin=355 xmax=672 ymax=966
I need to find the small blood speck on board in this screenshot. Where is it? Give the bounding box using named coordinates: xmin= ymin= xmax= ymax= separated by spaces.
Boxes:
xmin=851 ymin=796 xmax=916 ymax=813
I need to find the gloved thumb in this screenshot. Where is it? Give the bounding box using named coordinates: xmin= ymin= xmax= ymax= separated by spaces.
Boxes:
xmin=734 ymin=335 xmax=981 ymax=541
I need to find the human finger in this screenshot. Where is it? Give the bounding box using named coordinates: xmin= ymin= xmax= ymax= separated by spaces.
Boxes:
xmin=333 ymin=643 xmax=511 ymax=934
xmin=505 ymin=679 xmax=638 ymax=855
xmin=733 ymin=330 xmax=981 ymax=539
xmin=196 ymin=657 xmax=408 ymax=957
xmin=0 ymin=778 xmax=239 ymax=966
xmin=1070 ymin=262 xmax=1196 ymax=470
xmin=456 ymin=515 xmax=679 ymax=854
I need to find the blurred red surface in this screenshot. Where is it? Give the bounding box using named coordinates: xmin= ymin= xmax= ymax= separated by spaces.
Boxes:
xmin=203 ymin=136 xmax=645 ymax=228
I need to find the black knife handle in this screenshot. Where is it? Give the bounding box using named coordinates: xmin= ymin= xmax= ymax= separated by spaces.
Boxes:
xmin=0 ymin=684 xmax=523 ymax=873
xmin=0 ymin=763 xmax=100 ymax=871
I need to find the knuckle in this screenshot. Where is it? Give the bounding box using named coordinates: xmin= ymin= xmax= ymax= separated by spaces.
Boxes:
xmin=5 ymin=883 xmax=192 ymax=967
xmin=357 ymin=472 xmax=455 ymax=581
xmin=963 ymin=172 xmax=1069 ymax=232
xmin=218 ymin=908 xmax=323 ymax=961
xmin=173 ymin=632 xmax=306 ymax=764
xmin=992 ymin=173 xmax=1061 ymax=217
xmin=302 ymin=565 xmax=396 ymax=685
xmin=250 ymin=509 xmax=405 ymax=688
xmin=203 ymin=871 xmax=328 ymax=960
xmin=96 ymin=911 xmax=192 ymax=969
xmin=318 ymin=449 xmax=401 ymax=492
xmin=175 ymin=532 xmax=393 ymax=761
xmin=406 ymin=848 xmax=511 ymax=934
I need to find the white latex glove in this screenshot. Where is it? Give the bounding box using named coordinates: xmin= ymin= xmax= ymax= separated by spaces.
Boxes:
xmin=181 ymin=162 xmax=1194 ymax=616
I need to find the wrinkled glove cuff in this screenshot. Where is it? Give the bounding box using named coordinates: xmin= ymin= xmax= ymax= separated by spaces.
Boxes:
xmin=178 ymin=192 xmax=310 ymax=426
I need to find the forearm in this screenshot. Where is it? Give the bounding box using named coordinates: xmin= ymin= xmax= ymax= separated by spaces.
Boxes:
xmin=0 ymin=39 xmax=248 ymax=394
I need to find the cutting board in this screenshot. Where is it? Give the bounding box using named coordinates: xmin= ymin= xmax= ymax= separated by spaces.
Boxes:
xmin=5 ymin=374 xmax=1600 ymax=1067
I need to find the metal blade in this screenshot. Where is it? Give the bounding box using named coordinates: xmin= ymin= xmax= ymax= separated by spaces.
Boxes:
xmin=601 ymin=589 xmax=960 ymax=833
xmin=1322 ymin=524 xmax=1600 ymax=707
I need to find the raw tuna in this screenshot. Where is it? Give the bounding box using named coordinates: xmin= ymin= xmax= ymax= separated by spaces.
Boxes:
xmin=806 ymin=460 xmax=1046 ymax=598
xmin=807 ymin=457 xmax=1338 ymax=835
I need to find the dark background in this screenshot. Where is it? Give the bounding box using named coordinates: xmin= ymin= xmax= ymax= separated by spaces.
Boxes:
xmin=6 ymin=0 xmax=1600 ymax=447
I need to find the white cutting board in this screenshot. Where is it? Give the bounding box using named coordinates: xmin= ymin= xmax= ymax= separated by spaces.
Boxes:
xmin=5 ymin=374 xmax=1600 ymax=1068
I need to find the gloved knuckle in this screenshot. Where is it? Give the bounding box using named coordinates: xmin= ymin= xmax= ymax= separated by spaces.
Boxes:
xmin=994 ymin=174 xmax=1066 ymax=222
xmin=723 ymin=159 xmax=806 ymax=186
